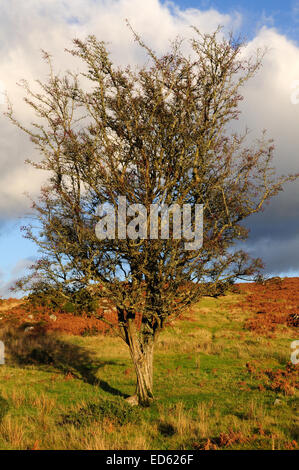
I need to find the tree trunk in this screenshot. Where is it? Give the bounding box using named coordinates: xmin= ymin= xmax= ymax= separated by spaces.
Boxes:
xmin=132 ymin=341 xmax=154 ymax=406
xmin=126 ymin=320 xmax=155 ymax=406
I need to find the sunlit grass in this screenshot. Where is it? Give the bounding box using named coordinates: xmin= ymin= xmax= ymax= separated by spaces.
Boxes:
xmin=0 ymin=291 xmax=298 ymax=450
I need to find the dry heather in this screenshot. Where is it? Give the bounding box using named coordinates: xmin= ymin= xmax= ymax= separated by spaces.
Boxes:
xmin=0 ymin=299 xmax=117 ymax=336
xmin=238 ymin=277 xmax=299 ymax=336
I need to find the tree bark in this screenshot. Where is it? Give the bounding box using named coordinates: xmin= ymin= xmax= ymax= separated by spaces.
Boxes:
xmin=126 ymin=320 xmax=155 ymax=406
xmin=132 ymin=341 xmax=154 ymax=406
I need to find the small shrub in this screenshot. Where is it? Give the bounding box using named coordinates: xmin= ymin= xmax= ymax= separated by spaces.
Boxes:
xmin=61 ymin=398 xmax=142 ymax=427
xmin=158 ymin=421 xmax=177 ymax=436
xmin=63 ymin=302 xmax=76 ymax=314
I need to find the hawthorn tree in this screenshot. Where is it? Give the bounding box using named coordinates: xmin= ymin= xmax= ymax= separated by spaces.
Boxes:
xmin=7 ymin=27 xmax=298 ymax=405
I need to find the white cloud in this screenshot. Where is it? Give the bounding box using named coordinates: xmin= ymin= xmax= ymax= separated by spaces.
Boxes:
xmin=238 ymin=27 xmax=299 ymax=172
xmin=0 ymin=256 xmax=36 ymax=298
xmin=10 ymin=257 xmax=35 ymax=276
xmin=0 ymin=0 xmax=242 ymax=221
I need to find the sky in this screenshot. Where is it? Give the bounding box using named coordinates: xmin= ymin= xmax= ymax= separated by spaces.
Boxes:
xmin=0 ymin=0 xmax=299 ymax=297
xmin=173 ymin=0 xmax=299 ymax=42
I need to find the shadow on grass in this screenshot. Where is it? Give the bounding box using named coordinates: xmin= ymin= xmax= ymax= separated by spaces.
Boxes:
xmin=0 ymin=395 xmax=9 ymax=422
xmin=0 ymin=326 xmax=128 ymax=398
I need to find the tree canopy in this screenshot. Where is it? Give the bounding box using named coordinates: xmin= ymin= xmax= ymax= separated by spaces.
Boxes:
xmin=7 ymin=26 xmax=298 ymax=405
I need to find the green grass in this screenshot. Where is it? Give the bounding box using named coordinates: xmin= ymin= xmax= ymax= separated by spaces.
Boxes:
xmin=0 ymin=294 xmax=298 ymax=450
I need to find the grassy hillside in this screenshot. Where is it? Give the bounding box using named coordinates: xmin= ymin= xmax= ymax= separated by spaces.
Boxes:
xmin=0 ymin=282 xmax=298 ymax=450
